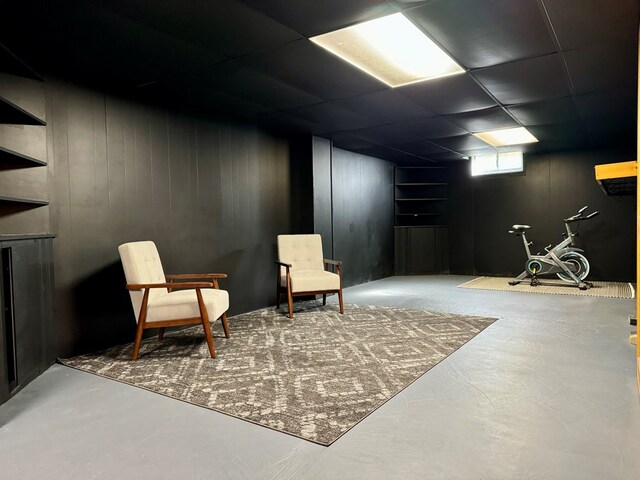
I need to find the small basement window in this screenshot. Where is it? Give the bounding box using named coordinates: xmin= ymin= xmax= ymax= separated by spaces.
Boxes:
xmin=471 ymin=151 xmax=523 ymax=176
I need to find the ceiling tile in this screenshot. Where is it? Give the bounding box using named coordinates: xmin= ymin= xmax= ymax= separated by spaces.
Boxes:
xmin=183 ymin=61 xmax=324 ymax=111
xmin=255 ymin=110 xmax=322 ymax=134
xmin=564 ymin=41 xmax=638 ymax=95
xmin=543 ymin=0 xmax=639 ymax=50
xmin=242 ymin=0 xmax=397 ymax=36
xmin=347 ymin=125 xmax=423 ymax=145
xmin=398 ymin=74 xmax=497 ymax=114
xmin=325 ymin=132 xmax=379 ymax=150
xmin=394 ymin=140 xmax=449 ymax=157
xmin=526 ymin=122 xmax=589 ymax=143
xmin=473 ymin=54 xmax=571 ymax=104
xmin=92 ymin=0 xmax=302 ymax=57
xmin=506 ymin=97 xmax=580 ymax=125
xmin=335 ymin=89 xmax=434 ymax=123
xmin=286 ymin=102 xmax=380 ymax=133
xmin=444 ymin=107 xmax=519 ymax=133
xmin=428 ymin=151 xmax=470 ymax=161
xmin=350 ymin=145 xmax=436 ymax=162
xmin=239 ymin=39 xmax=386 ymax=100
xmin=407 ymin=0 xmax=556 ymax=69
xmin=25 ymin=0 xmax=227 ymax=89
xmin=574 ymin=88 xmax=637 ymax=120
xmin=397 ymin=116 xmax=469 ymax=139
xmin=433 ymin=134 xmax=494 ymax=152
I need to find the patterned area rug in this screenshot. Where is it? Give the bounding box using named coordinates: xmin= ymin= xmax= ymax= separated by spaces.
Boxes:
xmin=60 ymin=303 xmax=496 ymax=445
xmin=458 ymin=276 xmax=635 ymax=299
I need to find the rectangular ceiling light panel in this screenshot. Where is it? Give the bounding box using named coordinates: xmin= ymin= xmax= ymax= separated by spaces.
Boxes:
xmin=473 ymin=127 xmax=538 ymax=147
xmin=310 ymin=13 xmax=465 ymax=87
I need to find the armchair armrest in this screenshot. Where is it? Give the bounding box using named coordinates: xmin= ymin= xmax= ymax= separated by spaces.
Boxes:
xmin=323 ymin=258 xmax=342 ymax=276
xmin=166 ymin=273 xmax=228 ymax=279
xmin=323 ymin=259 xmax=342 ymax=266
xmin=275 ymin=261 xmax=292 ymax=268
xmin=166 ymin=273 xmax=227 ymax=289
xmin=126 ymin=282 xmax=213 ymax=291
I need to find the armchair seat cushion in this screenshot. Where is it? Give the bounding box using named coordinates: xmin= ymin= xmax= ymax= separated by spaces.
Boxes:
xmin=282 ymin=269 xmax=340 ymax=293
xmin=146 ymin=289 xmax=229 ymax=323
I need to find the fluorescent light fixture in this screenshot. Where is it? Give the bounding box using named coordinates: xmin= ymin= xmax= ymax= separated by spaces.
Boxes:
xmin=310 ymin=13 xmax=465 ymax=88
xmin=474 ymin=127 xmax=538 ymax=147
xmin=471 ymin=151 xmax=524 ymax=176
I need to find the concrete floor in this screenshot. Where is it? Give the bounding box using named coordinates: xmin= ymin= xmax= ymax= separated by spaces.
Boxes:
xmin=1 ymin=275 xmax=639 ymax=479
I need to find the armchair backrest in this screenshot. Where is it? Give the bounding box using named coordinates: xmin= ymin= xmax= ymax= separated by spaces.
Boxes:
xmin=277 ymin=234 xmax=324 ymax=271
xmin=118 ymin=241 xmax=167 ymax=322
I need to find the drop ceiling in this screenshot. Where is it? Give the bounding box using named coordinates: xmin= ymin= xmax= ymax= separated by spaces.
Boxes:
xmin=2 ymin=0 xmax=638 ymax=164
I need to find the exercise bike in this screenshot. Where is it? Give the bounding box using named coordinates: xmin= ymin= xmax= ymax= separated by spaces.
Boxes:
xmin=508 ymin=206 xmax=599 ymax=290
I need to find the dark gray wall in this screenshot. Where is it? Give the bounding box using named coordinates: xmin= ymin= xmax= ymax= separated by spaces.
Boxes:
xmin=449 ymin=148 xmax=636 ymax=281
xmin=312 ymin=136 xmax=333 ymax=258
xmin=331 ymin=147 xmax=394 ymax=287
xmin=44 ymin=79 xmax=302 ymax=356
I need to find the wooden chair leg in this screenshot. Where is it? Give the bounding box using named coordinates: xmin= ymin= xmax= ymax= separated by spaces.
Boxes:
xmin=276 ymin=271 xmax=281 ymax=309
xmin=338 ymin=288 xmax=344 ymax=314
xmin=287 ymin=286 xmax=294 ymax=319
xmin=132 ymin=320 xmax=145 ymax=361
xmin=221 ymin=312 xmax=230 ymax=339
xmin=322 ymin=294 xmax=327 ymax=306
xmin=195 ymin=289 xmax=216 ymax=358
xmin=133 ymin=288 xmax=150 ymax=361
xmin=158 ymin=327 xmax=165 ymax=340
xmin=201 ymin=318 xmax=216 ymax=358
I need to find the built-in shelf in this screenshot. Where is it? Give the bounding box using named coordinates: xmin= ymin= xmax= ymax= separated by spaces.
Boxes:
xmin=0 ymin=43 xmax=42 ymax=81
xmin=395 ymin=166 xmax=450 ymax=228
xmin=0 ymin=96 xmax=46 ymax=126
xmin=0 ymin=195 xmax=48 ymax=206
xmin=0 ymin=145 xmax=46 ymax=167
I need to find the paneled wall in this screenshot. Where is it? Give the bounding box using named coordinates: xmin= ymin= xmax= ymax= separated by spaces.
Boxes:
xmin=46 ymin=79 xmax=299 ymax=356
xmin=331 ymin=147 xmax=394 ymax=286
xmin=312 ymin=137 xmax=333 ymax=258
xmin=449 ymin=148 xmax=636 ymax=281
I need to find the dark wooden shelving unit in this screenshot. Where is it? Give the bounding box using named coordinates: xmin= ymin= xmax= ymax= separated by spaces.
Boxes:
xmin=0 ymin=95 xmax=46 ymax=126
xmin=395 ymin=167 xmax=449 ymax=227
xmin=394 ymin=166 xmax=450 ymax=274
xmin=0 ymin=195 xmax=48 ymax=206
xmin=0 ymin=145 xmax=47 ymax=168
xmin=0 ymin=45 xmax=48 ymax=210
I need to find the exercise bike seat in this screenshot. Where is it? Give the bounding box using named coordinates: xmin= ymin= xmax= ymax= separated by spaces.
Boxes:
xmin=511 ymin=224 xmax=531 ymax=231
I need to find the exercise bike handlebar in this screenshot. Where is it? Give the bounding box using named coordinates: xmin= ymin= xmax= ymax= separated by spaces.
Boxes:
xmin=564 ymin=206 xmax=599 ymax=223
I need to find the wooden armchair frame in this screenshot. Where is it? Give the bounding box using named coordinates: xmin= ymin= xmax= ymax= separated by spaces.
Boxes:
xmin=275 ymin=259 xmax=344 ymax=319
xmin=126 ymin=273 xmax=230 ymax=360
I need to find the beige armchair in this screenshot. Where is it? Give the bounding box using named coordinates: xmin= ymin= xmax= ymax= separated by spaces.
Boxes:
xmin=275 ymin=234 xmax=344 ymax=318
xmin=118 ymin=241 xmax=230 ymax=360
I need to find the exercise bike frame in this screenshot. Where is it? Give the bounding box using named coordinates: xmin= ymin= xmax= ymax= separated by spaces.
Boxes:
xmin=509 ymin=207 xmax=599 ymax=290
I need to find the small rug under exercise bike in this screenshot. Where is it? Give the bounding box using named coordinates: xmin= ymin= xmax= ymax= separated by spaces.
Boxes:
xmin=458 ymin=276 xmax=635 ymax=299
xmin=60 ymin=303 xmax=495 ymax=445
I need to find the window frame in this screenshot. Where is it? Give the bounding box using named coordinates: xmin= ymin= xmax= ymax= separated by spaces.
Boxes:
xmin=470 ymin=151 xmax=525 ymax=177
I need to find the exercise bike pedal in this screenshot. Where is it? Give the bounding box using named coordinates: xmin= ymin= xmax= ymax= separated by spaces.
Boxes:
xmin=578 ymin=282 xmax=593 ymax=290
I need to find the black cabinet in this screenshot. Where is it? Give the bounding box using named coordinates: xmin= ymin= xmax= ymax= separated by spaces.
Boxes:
xmin=0 ymin=234 xmax=54 ymax=405
xmin=395 ymin=226 xmax=449 ymax=275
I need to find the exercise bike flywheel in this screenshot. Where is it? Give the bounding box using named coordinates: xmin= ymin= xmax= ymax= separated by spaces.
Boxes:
xmin=525 ymin=259 xmax=543 ymax=276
